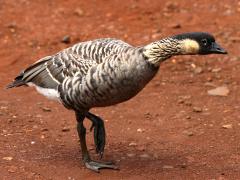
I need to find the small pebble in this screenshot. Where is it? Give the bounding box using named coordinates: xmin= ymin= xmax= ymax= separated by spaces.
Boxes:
xmin=211 ymin=68 xmax=222 ymax=73
xmin=7 ymin=22 xmax=17 ymax=29
xmin=207 ymin=77 xmax=213 ymax=82
xmin=74 ymin=8 xmax=84 ymax=16
xmin=204 ymin=82 xmax=217 ymax=87
xmin=7 ymin=22 xmax=17 ymax=33
xmin=36 ymin=114 xmax=42 ymax=118
xmin=222 ymin=124 xmax=232 ymax=129
xmin=183 ymin=130 xmax=194 ymax=136
xmin=178 ymin=99 xmax=185 ymax=104
xmin=179 ymin=164 xmax=187 ymax=169
xmin=7 ymin=166 xmax=17 ymax=173
xmin=170 ymin=23 xmax=181 ymax=29
xmin=137 ymin=128 xmax=144 ymax=133
xmin=41 ymin=107 xmax=51 ymax=112
xmin=61 ymin=35 xmax=71 ymax=44
xmin=193 ymin=107 xmax=202 ymax=113
xmin=3 ymin=156 xmax=13 ymax=161
xmin=129 ymin=142 xmax=137 ymax=146
xmin=0 ymin=106 xmax=7 ymax=110
xmin=8 ymin=119 xmax=12 ymax=123
xmin=33 ymin=125 xmax=38 ymax=129
xmin=208 ymin=86 xmax=230 ymax=96
xmin=62 ymin=127 xmax=70 ymax=132
xmin=41 ymin=128 xmax=48 ymax=132
xmin=185 ymin=101 xmax=192 ymax=106
xmin=144 ymin=112 xmax=152 ymax=119
xmin=193 ymin=67 xmax=203 ymax=74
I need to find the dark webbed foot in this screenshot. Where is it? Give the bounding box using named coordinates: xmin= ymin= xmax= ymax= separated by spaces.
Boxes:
xmin=86 ymin=112 xmax=106 ymax=157
xmin=76 ymin=111 xmax=118 ymax=172
xmin=85 ymin=160 xmax=119 ymax=173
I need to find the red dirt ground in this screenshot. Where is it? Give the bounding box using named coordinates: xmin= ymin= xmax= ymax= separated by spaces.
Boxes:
xmin=0 ymin=0 xmax=240 ymax=179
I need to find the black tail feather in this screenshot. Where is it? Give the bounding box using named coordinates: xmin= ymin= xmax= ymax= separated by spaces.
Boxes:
xmin=6 ymin=56 xmax=53 ymax=89
xmin=6 ymin=71 xmax=25 ymax=89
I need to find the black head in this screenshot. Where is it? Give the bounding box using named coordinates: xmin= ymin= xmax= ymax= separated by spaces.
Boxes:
xmin=172 ymin=32 xmax=227 ymax=55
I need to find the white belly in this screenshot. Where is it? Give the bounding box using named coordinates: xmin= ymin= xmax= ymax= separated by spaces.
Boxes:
xmin=27 ymin=82 xmax=60 ymax=101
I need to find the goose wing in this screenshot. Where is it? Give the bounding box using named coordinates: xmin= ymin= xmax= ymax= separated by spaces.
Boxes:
xmin=7 ymin=38 xmax=132 ymax=89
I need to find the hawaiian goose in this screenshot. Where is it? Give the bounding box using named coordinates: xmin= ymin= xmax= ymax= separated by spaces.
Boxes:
xmin=7 ymin=32 xmax=227 ymax=172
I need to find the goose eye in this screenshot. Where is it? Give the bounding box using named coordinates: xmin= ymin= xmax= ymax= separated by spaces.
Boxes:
xmin=201 ymin=39 xmax=208 ymax=46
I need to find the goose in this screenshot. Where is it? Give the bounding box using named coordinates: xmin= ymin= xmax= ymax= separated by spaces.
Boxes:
xmin=7 ymin=32 xmax=227 ymax=172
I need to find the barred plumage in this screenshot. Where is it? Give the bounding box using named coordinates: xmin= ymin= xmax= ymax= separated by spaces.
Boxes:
xmin=7 ymin=32 xmax=227 ymax=172
xmin=7 ymin=38 xmax=161 ymax=111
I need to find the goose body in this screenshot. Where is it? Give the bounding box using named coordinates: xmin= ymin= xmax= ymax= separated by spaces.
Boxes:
xmin=9 ymin=38 xmax=160 ymax=111
xmin=59 ymin=43 xmax=159 ymax=110
xmin=7 ymin=32 xmax=227 ymax=172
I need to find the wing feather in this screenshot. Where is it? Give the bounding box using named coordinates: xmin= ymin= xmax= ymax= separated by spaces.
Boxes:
xmin=7 ymin=38 xmax=132 ymax=90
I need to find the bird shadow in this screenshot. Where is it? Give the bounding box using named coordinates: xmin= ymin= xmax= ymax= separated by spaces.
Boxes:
xmin=32 ymin=141 xmax=187 ymax=175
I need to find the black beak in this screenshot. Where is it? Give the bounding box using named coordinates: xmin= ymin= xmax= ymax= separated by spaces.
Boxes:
xmin=210 ymin=42 xmax=228 ymax=54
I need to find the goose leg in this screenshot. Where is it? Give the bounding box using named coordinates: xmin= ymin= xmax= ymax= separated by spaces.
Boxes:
xmin=75 ymin=111 xmax=118 ymax=172
xmin=86 ymin=112 xmax=106 ymax=158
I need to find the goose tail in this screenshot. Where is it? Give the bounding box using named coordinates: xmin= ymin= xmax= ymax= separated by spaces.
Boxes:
xmin=6 ymin=72 xmax=25 ymax=89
